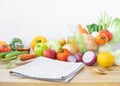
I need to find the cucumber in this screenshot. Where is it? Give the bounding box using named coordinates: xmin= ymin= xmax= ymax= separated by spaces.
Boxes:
xmin=5 ymin=51 xmax=29 ymax=59
xmin=0 ymin=51 xmax=16 ymax=58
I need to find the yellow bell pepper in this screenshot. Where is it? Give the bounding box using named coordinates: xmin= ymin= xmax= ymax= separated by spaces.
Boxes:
xmin=0 ymin=40 xmax=7 ymax=45
xmin=31 ymin=36 xmax=47 ymax=50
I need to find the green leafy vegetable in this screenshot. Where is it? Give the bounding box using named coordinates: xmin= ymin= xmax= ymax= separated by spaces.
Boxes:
xmin=112 ymin=49 xmax=120 ymax=66
xmin=98 ymin=11 xmax=112 ymax=30
xmin=86 ymin=23 xmax=102 ymax=34
xmin=9 ymin=38 xmax=23 ymax=51
xmin=98 ymin=43 xmax=112 ymax=53
xmin=108 ymin=17 xmax=120 ymax=44
xmin=46 ymin=40 xmax=62 ymax=52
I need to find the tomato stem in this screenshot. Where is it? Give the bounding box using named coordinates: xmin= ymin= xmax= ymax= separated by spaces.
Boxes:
xmin=59 ymin=49 xmax=64 ymax=53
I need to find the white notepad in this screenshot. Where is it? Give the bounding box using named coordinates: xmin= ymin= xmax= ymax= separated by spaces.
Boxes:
xmin=10 ymin=57 xmax=84 ymax=82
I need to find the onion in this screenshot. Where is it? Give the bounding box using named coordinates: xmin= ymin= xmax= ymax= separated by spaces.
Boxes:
xmin=74 ymin=53 xmax=83 ymax=62
xmin=82 ymin=51 xmax=97 ymax=66
xmin=67 ymin=55 xmax=77 ymax=62
xmin=62 ymin=44 xmax=79 ymax=54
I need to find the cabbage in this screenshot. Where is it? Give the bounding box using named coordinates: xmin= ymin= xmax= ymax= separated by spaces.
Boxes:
xmin=108 ymin=18 xmax=120 ymax=44
xmin=46 ymin=40 xmax=62 ymax=52
xmin=112 ymin=49 xmax=120 ymax=66
xmin=98 ymin=43 xmax=112 ymax=53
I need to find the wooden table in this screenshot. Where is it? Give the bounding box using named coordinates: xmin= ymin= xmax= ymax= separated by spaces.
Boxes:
xmin=0 ymin=63 xmax=120 ymax=86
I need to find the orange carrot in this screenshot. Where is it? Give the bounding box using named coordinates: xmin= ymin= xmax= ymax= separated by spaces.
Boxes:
xmin=17 ymin=54 xmax=36 ymax=61
xmin=78 ymin=24 xmax=88 ymax=34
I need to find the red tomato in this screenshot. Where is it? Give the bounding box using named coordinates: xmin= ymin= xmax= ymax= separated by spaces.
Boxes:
xmin=0 ymin=44 xmax=12 ymax=53
xmin=100 ymin=30 xmax=112 ymax=41
xmin=57 ymin=48 xmax=70 ymax=61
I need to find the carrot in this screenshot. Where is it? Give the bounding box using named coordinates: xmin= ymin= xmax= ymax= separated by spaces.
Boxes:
xmin=17 ymin=54 xmax=36 ymax=61
xmin=78 ymin=24 xmax=88 ymax=34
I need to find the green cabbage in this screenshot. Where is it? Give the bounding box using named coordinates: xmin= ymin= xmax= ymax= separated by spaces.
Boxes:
xmin=98 ymin=43 xmax=112 ymax=53
xmin=108 ymin=17 xmax=120 ymax=44
xmin=46 ymin=40 xmax=62 ymax=52
xmin=112 ymin=49 xmax=120 ymax=66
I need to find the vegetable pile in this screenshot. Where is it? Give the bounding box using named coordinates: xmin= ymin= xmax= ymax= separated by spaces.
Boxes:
xmin=0 ymin=12 xmax=120 ymax=69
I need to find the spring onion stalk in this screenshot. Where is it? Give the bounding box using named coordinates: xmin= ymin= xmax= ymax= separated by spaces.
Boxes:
xmin=6 ymin=57 xmax=20 ymax=69
xmin=98 ymin=11 xmax=112 ymax=30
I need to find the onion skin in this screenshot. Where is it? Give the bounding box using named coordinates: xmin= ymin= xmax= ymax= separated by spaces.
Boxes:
xmin=82 ymin=51 xmax=97 ymax=66
xmin=86 ymin=56 xmax=97 ymax=66
xmin=74 ymin=53 xmax=83 ymax=62
xmin=62 ymin=44 xmax=79 ymax=54
xmin=67 ymin=55 xmax=77 ymax=62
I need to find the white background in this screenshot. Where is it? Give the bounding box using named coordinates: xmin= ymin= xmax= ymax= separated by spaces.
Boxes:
xmin=0 ymin=0 xmax=120 ymax=44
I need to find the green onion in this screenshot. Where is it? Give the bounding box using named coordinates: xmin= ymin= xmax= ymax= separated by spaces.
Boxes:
xmin=98 ymin=11 xmax=112 ymax=30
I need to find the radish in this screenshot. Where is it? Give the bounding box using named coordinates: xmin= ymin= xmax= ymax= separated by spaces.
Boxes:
xmin=67 ymin=55 xmax=77 ymax=62
xmin=74 ymin=53 xmax=83 ymax=62
xmin=82 ymin=51 xmax=97 ymax=66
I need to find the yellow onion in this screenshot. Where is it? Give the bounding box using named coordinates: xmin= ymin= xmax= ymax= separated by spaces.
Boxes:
xmin=62 ymin=44 xmax=79 ymax=54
